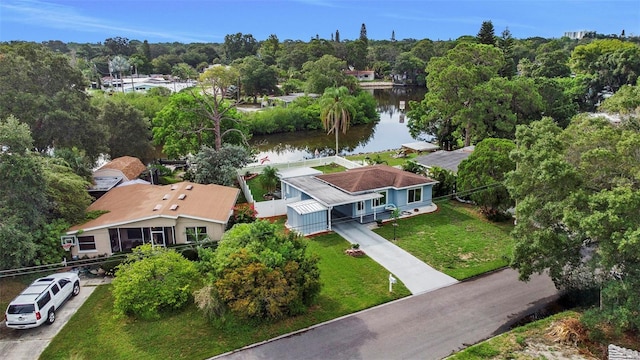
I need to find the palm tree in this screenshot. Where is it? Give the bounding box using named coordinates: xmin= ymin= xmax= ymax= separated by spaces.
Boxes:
xmin=319 ymin=86 xmax=356 ymax=156
xmin=259 ymin=165 xmax=280 ymax=196
xmin=109 ymin=55 xmax=130 ymax=93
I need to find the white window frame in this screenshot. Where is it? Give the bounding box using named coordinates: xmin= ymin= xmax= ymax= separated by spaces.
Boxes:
xmin=372 ymin=190 xmax=388 ymax=208
xmin=407 ymin=187 xmax=422 ymax=204
xmin=186 ymin=226 xmax=208 ymax=243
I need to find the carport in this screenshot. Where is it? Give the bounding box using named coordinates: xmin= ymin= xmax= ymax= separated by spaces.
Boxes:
xmin=286 ymin=199 xmax=328 ymax=235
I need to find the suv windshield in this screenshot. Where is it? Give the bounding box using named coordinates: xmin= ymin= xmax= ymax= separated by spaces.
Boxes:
xmin=8 ymin=304 xmax=35 ymax=314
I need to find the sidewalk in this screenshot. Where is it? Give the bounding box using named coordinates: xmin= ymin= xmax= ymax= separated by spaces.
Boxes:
xmin=332 ymin=222 xmax=458 ymax=295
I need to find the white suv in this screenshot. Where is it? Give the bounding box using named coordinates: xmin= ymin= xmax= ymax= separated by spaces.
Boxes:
xmin=5 ymin=272 xmax=80 ymax=329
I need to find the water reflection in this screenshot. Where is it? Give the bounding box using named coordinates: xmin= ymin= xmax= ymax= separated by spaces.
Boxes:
xmin=250 ymin=86 xmax=430 ymax=163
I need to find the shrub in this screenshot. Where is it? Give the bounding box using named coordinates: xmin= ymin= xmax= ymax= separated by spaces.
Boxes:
xmin=227 ymin=203 xmax=258 ymax=229
xmin=203 ymin=220 xmax=321 ymax=320
xmin=112 ymin=245 xmax=199 ymax=320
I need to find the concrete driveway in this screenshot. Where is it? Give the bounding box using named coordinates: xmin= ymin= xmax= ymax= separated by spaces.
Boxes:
xmin=0 ymin=278 xmax=106 ymax=360
xmin=333 ymin=222 xmax=458 ymax=294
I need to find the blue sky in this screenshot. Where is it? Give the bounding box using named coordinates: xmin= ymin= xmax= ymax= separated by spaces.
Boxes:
xmin=0 ymin=0 xmax=638 ymax=43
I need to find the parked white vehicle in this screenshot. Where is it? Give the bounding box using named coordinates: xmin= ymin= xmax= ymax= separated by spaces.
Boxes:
xmin=4 ymin=272 xmax=80 ymax=329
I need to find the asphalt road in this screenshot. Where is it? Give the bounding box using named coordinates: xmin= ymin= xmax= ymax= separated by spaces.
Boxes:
xmin=0 ymin=280 xmax=98 ymax=360
xmin=212 ymin=268 xmax=558 ymax=360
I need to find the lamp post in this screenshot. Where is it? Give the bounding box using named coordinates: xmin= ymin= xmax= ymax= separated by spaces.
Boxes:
xmin=393 ymin=222 xmax=398 ymax=241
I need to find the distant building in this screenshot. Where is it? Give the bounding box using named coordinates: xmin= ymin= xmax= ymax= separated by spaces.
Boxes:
xmin=563 ymin=30 xmax=594 ymax=39
xmin=344 ymin=70 xmax=375 ymax=81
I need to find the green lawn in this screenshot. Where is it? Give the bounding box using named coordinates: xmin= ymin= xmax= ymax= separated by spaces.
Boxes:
xmin=41 ymin=233 xmax=409 ymax=360
xmin=346 ymin=150 xmax=420 ymax=167
xmin=373 ymin=200 xmax=515 ymax=280
xmin=246 ymin=174 xmax=270 ymax=201
xmin=312 ymin=163 xmax=346 ymax=173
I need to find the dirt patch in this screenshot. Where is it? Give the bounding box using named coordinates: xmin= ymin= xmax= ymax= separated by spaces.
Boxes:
xmin=521 ymin=341 xmax=598 ymax=360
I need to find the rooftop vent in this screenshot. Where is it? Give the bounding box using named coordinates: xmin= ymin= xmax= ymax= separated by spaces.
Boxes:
xmin=178 ymin=194 xmax=186 ymax=200
xmin=162 ymin=193 xmax=170 ymax=200
xmin=171 ymin=185 xmax=178 ymax=190
xmin=169 ymin=204 xmax=179 ymax=211
xmin=185 ymin=184 xmax=193 ymax=190
xmin=153 ymin=204 xmax=162 ymax=211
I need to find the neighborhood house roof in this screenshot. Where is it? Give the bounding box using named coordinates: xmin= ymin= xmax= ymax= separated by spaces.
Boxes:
xmin=69 ymin=182 xmax=239 ymax=233
xmin=316 ymin=165 xmax=437 ymax=193
xmin=414 ymin=146 xmax=475 ymax=173
xmin=96 ymin=156 xmax=147 ymax=182
xmin=401 ymin=141 xmax=440 ymax=153
xmin=284 ymin=176 xmax=381 ymax=207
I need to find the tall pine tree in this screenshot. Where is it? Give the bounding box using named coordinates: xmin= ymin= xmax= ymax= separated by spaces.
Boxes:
xmin=477 ymin=20 xmax=496 ymax=46
xmin=360 ymin=23 xmax=368 ymax=44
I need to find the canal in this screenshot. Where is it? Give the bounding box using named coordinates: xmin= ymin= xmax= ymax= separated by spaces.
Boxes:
xmin=249 ymin=86 xmax=430 ymax=164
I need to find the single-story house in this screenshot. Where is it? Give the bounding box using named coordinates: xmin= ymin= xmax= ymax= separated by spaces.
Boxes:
xmin=344 ymin=70 xmax=375 ymax=81
xmin=63 ymin=181 xmax=239 ymax=257
xmin=282 ymin=165 xmax=437 ymax=235
xmin=90 ymin=156 xmax=147 ymax=197
xmin=414 ymin=146 xmax=475 ymax=173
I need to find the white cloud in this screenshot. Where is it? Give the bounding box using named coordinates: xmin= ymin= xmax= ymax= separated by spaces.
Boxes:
xmin=0 ymin=0 xmax=213 ymax=42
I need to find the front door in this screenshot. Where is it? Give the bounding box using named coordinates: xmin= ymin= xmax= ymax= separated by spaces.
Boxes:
xmin=355 ymin=201 xmax=365 ymax=217
xmin=151 ymin=228 xmax=165 ymax=247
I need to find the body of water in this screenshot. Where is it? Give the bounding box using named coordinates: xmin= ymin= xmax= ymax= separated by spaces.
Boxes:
xmin=249 ymin=86 xmax=430 ymax=164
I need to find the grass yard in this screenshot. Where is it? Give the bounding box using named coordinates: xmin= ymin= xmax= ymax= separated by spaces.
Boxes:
xmin=346 ymin=150 xmax=420 ymax=167
xmin=246 ymin=174 xmax=270 ymax=201
xmin=41 ymin=233 xmax=409 ymax=360
xmin=374 ymin=200 xmax=515 ymax=280
xmin=312 ymin=163 xmax=346 ymax=173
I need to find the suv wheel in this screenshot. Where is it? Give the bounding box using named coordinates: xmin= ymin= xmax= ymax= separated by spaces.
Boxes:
xmin=46 ymin=309 xmax=56 ymax=325
xmin=72 ymin=281 xmax=80 ymax=296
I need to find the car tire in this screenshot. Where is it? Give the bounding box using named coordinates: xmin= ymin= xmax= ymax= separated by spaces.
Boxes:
xmin=46 ymin=309 xmax=55 ymax=325
xmin=72 ymin=281 xmax=80 ymax=297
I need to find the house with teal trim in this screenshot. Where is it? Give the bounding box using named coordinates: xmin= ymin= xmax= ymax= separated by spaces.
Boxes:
xmin=282 ymin=165 xmax=437 ymax=235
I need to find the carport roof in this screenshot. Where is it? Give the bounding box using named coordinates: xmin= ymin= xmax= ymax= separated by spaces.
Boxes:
xmin=288 ymin=199 xmax=327 ymax=215
xmin=283 ymin=176 xmax=381 ymax=207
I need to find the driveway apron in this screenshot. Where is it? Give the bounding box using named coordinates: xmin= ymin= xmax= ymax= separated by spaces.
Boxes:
xmin=332 ymin=222 xmax=458 ymax=294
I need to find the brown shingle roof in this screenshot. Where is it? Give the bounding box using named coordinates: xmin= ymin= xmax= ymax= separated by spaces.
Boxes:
xmin=98 ymin=156 xmax=147 ymax=181
xmin=315 ymin=165 xmax=436 ymax=193
xmin=69 ymin=182 xmax=239 ymax=232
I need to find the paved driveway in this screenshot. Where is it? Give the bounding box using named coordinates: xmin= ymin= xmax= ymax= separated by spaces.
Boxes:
xmin=0 ymin=278 xmax=105 ymax=360
xmin=333 ymin=222 xmax=458 ymax=294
